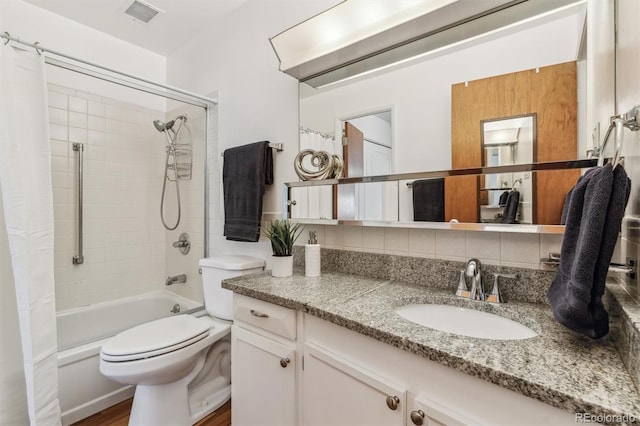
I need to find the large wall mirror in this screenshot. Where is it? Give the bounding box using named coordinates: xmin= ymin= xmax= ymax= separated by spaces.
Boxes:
xmin=294 ymin=1 xmax=590 ymax=229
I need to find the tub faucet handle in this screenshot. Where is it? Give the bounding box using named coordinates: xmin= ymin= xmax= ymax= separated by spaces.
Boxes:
xmin=166 ymin=274 xmax=187 ymax=286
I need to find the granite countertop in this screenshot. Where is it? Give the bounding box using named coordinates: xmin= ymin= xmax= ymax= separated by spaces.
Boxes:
xmin=222 ymin=270 xmax=640 ymax=420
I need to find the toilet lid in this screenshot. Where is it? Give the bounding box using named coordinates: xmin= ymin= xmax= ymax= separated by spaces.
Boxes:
xmin=101 ymin=315 xmax=209 ymax=362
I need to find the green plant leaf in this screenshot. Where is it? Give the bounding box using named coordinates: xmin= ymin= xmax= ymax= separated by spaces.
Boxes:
xmin=264 ymin=219 xmax=303 ymax=256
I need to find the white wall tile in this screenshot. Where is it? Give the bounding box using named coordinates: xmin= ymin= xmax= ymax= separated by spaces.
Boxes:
xmin=435 ymin=230 xmax=466 ymax=260
xmin=49 ymin=107 xmax=67 ymax=125
xmin=88 ymin=101 xmax=106 ymax=117
xmin=384 ymin=228 xmax=409 ymax=253
xmin=69 ymin=127 xmax=88 ymax=144
xmin=342 ymin=226 xmax=363 ymax=248
xmin=68 ymin=111 xmax=87 ymax=129
xmin=50 ymin=123 xmax=68 ymax=141
xmin=48 ymin=91 xmax=68 ymax=109
xmin=49 ymin=85 xmax=170 ymax=310
xmin=408 ymin=229 xmax=436 ymax=255
xmin=362 ymin=227 xmax=384 ymax=251
xmin=501 ymin=233 xmax=540 ymax=265
xmin=69 ymin=96 xmax=87 ymax=113
xmin=325 ymin=225 xmax=344 ymax=248
xmin=467 ymin=231 xmax=500 ymax=264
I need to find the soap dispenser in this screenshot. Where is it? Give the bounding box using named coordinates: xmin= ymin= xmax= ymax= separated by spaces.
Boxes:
xmin=305 ymin=231 xmax=321 ymax=277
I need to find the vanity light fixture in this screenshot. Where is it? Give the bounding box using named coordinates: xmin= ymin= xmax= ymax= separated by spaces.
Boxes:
xmin=271 ymin=0 xmax=585 ymax=88
xmin=123 ymin=0 xmax=164 ymax=24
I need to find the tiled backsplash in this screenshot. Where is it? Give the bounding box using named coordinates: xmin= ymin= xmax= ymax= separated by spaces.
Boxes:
xmin=295 ymin=224 xmax=573 ymax=270
xmin=293 ymin=246 xmax=555 ymax=304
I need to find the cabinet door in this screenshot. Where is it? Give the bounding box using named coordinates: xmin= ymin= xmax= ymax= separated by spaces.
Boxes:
xmin=303 ymin=343 xmax=405 ymax=426
xmin=231 ymin=325 xmax=296 ymax=426
xmin=407 ymin=394 xmax=476 ymax=426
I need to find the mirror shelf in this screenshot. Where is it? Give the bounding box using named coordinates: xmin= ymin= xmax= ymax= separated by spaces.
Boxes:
xmin=285 ymin=158 xmax=597 ymax=188
xmin=285 ymin=158 xmax=599 ymax=235
xmin=292 ymin=218 xmax=565 ymax=235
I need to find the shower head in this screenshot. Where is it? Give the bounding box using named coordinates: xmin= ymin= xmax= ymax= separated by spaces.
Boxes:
xmin=153 ymin=119 xmax=168 ymax=132
xmin=153 ymin=115 xmax=186 ymax=133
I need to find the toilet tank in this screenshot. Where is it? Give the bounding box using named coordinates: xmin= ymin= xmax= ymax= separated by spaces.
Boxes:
xmin=199 ymin=255 xmax=265 ymax=320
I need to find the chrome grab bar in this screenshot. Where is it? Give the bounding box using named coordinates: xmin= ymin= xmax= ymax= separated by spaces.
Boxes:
xmin=72 ymin=143 xmax=84 ymax=265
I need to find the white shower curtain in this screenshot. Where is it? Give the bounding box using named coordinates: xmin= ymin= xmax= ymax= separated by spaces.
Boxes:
xmin=295 ymin=128 xmax=339 ymax=219
xmin=0 ymin=45 xmax=61 ymax=425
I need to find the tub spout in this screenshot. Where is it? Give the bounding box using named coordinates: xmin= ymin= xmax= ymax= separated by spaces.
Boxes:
xmin=166 ymin=274 xmax=187 ymax=286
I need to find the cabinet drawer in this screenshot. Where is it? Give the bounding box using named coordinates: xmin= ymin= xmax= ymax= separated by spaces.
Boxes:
xmin=233 ymin=294 xmax=296 ymax=340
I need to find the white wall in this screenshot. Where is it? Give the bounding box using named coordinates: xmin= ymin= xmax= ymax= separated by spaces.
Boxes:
xmin=0 ymin=0 xmax=167 ymax=111
xmin=166 ymin=0 xmax=341 ymax=265
xmin=300 ymin=10 xmax=585 ymax=175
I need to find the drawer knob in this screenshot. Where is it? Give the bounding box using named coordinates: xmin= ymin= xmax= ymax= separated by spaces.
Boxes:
xmin=280 ymin=357 xmax=290 ymax=368
xmin=250 ymin=309 xmax=269 ymax=318
xmin=410 ymin=410 xmax=425 ymax=425
xmin=386 ymin=395 xmax=400 ymax=411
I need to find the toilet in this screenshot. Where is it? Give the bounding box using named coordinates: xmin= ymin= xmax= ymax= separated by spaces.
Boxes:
xmin=99 ymin=255 xmax=265 ymax=426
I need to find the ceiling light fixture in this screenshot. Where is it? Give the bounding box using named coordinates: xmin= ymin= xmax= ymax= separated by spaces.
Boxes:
xmin=124 ymin=0 xmax=164 ymax=24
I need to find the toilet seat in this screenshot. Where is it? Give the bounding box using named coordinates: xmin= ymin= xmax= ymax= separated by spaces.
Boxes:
xmin=101 ymin=315 xmax=210 ymax=362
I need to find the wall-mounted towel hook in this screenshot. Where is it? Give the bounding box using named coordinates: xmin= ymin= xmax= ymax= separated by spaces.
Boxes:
xmin=512 ymin=178 xmax=522 ymax=190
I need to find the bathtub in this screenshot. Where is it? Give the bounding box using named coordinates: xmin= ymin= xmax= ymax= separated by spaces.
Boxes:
xmin=57 ymin=291 xmax=201 ymax=426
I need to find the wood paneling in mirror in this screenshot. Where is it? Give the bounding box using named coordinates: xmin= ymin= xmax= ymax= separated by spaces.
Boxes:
xmin=449 ymin=61 xmax=578 ymax=224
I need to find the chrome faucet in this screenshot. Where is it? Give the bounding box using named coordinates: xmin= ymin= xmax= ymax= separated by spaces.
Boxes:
xmin=466 ymin=258 xmax=484 ymax=301
xmin=166 ymin=274 xmax=187 ymax=286
xmin=455 ymin=259 xmax=518 ymax=304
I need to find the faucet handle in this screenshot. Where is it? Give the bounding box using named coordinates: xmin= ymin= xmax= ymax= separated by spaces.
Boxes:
xmin=493 ymin=272 xmax=517 ymax=279
xmin=455 ymin=271 xmax=470 ymax=298
xmin=487 ymin=273 xmax=517 ymax=303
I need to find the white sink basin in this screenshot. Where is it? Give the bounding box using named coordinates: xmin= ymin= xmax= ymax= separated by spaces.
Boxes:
xmin=394 ymin=304 xmax=538 ymax=340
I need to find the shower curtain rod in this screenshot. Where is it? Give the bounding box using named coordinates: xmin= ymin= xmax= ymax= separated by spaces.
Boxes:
xmin=1 ymin=31 xmax=217 ymax=107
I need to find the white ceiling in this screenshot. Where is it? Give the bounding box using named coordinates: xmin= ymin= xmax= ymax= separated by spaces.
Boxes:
xmin=23 ymin=0 xmax=249 ymax=56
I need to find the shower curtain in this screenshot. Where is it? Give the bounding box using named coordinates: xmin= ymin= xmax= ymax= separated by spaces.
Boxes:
xmin=0 ymin=45 xmax=61 ymax=424
xmin=296 ymin=128 xmax=339 ymax=219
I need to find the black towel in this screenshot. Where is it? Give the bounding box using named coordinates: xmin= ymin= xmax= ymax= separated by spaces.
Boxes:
xmin=223 ymin=141 xmax=273 ymax=242
xmin=500 ymin=190 xmax=520 ymax=224
xmin=412 ymin=178 xmax=445 ymax=222
xmin=498 ymin=190 xmax=509 ymax=207
xmin=547 ymin=164 xmax=630 ymax=338
xmin=590 ymin=166 xmax=631 ymax=337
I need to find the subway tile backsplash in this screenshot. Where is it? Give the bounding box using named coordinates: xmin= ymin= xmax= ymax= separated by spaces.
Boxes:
xmin=296 ymin=225 xmax=565 ymax=270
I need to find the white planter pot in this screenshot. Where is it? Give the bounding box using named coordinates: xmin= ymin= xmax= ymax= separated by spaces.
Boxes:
xmin=271 ymin=255 xmax=293 ymax=277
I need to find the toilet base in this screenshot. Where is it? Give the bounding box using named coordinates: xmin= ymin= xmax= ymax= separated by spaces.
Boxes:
xmin=129 ymin=377 xmax=192 ymax=426
xmin=189 ymin=384 xmax=231 ymax=423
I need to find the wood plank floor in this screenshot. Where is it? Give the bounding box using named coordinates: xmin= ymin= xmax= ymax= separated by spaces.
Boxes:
xmin=71 ymin=398 xmax=231 ymax=426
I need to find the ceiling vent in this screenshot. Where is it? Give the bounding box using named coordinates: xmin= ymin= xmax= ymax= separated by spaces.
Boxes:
xmin=124 ymin=0 xmax=163 ymax=23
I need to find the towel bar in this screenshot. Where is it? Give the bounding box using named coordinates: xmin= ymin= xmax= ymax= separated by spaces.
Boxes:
xmin=220 ymin=142 xmax=283 ymax=157
xmin=540 ymin=254 xmax=636 ymax=278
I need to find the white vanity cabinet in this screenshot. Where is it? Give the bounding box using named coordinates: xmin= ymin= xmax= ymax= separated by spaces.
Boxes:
xmin=303 ymin=314 xmax=576 ymax=426
xmin=231 ymin=294 xmax=576 ymax=426
xmin=302 ymin=343 xmax=405 ymax=426
xmin=231 ymin=295 xmax=298 ymax=426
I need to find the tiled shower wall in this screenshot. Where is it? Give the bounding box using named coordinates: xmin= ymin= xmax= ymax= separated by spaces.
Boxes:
xmin=163 ymin=102 xmax=208 ymax=303
xmin=49 ymin=83 xmax=168 ymax=310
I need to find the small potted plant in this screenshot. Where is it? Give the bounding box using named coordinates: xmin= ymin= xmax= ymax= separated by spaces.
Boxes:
xmin=264 ymin=219 xmax=303 ymax=277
